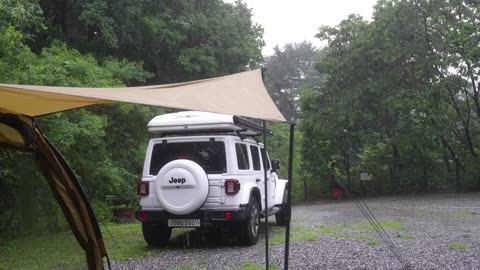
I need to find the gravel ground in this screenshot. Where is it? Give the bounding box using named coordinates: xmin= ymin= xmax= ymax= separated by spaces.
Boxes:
xmin=110 ymin=193 xmax=480 ymax=270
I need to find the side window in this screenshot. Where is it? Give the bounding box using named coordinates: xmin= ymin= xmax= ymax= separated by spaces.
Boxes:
xmin=261 ymin=148 xmax=271 ymax=170
xmin=250 ymin=145 xmax=261 ymax=171
xmin=235 ymin=143 xmax=250 ymax=170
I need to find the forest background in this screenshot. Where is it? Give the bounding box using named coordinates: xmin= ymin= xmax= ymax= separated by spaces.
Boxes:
xmin=1 ymin=0 xmax=479 ymax=240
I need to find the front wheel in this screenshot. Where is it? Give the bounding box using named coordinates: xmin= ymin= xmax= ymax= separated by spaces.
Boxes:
xmin=238 ymin=196 xmax=260 ymax=245
xmin=142 ymin=222 xmax=172 ymax=247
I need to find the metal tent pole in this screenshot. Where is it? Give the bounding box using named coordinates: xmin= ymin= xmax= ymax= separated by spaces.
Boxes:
xmin=284 ymin=123 xmax=295 ymax=270
xmin=263 ymin=120 xmax=270 ymax=269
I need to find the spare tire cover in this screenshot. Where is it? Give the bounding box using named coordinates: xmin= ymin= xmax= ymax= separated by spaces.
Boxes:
xmin=155 ymin=159 xmax=209 ymax=215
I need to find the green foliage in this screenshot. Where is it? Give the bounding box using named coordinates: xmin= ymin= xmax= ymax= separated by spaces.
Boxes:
xmin=102 ymin=58 xmax=154 ymax=85
xmin=0 ymin=0 xmax=265 ymax=243
xmin=0 ymin=26 xmax=36 ymax=83
xmin=300 ymin=0 xmax=480 ymax=196
xmin=0 ymin=11 xmax=158 ymax=237
xmin=0 ymin=150 xmax=69 ymax=239
xmin=79 ymin=0 xmax=118 ymax=47
xmin=26 ymin=42 xmax=123 ymax=86
xmin=91 ymin=201 xmax=114 ymax=223
xmin=264 ymin=42 xmax=322 ymax=120
xmin=42 ymin=0 xmax=264 ymax=83
xmin=269 ymin=123 xmax=305 ymax=201
xmin=264 ymin=42 xmax=325 ymax=201
xmin=0 ymin=0 xmax=45 ymax=38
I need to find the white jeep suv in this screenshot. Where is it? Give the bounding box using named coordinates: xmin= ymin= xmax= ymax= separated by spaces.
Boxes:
xmin=136 ymin=111 xmax=288 ymax=246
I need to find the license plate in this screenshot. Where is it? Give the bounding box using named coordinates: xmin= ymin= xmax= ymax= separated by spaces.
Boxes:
xmin=168 ymin=219 xmax=201 ymax=227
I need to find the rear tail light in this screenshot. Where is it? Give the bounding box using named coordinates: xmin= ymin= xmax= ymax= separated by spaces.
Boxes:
xmin=225 ymin=179 xmax=240 ymax=195
xmin=139 ymin=212 xmax=148 ymax=221
xmin=137 ymin=182 xmax=149 ymax=196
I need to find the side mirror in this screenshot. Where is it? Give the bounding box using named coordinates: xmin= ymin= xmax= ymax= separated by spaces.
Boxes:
xmin=271 ymin=159 xmax=280 ymax=172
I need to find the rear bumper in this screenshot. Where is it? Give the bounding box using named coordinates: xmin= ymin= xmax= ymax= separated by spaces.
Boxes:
xmin=136 ymin=207 xmax=248 ymax=226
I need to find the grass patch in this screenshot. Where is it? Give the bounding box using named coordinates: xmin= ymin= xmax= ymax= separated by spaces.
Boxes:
xmin=349 ymin=221 xmax=405 ymax=231
xmin=267 ymin=226 xmax=320 ymax=245
xmin=396 ymin=233 xmax=414 ymax=239
xmin=329 ymin=233 xmax=369 ymax=240
xmin=268 ymin=221 xmax=405 ymax=246
xmin=200 ymin=259 xmax=208 ymax=265
xmin=448 ymin=242 xmax=467 ymax=250
xmin=291 ymin=226 xmax=319 ymax=241
xmin=242 ymin=262 xmax=278 ymax=270
xmin=317 ymin=221 xmax=405 ymax=234
xmin=367 ymin=241 xmax=379 ymax=246
xmin=102 ymin=223 xmax=160 ymax=261
xmin=450 ymin=210 xmax=474 ymax=217
xmin=0 ymin=230 xmax=86 ymax=269
xmin=319 ymin=225 xmax=337 ymax=234
xmin=0 ymin=223 xmax=191 ymax=269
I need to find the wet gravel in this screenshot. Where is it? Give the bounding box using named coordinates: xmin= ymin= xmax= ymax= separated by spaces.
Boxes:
xmin=110 ymin=193 xmax=480 ymax=269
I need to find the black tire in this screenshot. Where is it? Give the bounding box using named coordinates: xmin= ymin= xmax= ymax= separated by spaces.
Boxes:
xmin=238 ymin=196 xmax=260 ymax=245
xmin=142 ymin=222 xmax=172 ymax=247
xmin=275 ymin=188 xmax=288 ymax=226
xmin=275 ymin=209 xmax=287 ymax=226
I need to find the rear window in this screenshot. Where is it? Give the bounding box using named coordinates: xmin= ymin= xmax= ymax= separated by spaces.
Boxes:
xmin=150 ymin=141 xmax=226 ymax=174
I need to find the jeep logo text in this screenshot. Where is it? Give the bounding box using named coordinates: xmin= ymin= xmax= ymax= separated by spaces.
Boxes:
xmin=169 ymin=177 xmax=186 ymax=184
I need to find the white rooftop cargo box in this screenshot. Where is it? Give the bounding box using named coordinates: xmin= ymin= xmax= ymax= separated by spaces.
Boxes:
xmin=147 ymin=111 xmax=270 ymax=136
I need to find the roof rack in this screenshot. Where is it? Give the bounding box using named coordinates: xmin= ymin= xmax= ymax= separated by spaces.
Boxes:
xmin=147 ymin=111 xmax=272 ymax=137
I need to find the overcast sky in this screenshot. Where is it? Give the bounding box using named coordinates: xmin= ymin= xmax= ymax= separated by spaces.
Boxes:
xmin=225 ymin=0 xmax=378 ymax=56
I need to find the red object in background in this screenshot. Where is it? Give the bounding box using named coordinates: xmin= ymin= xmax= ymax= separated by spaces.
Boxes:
xmin=331 ymin=186 xmax=344 ymax=200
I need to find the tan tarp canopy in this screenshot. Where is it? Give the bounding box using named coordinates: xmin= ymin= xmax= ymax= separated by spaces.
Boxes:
xmin=0 ymin=69 xmax=285 ymax=269
xmin=0 ymin=69 xmax=286 ymax=122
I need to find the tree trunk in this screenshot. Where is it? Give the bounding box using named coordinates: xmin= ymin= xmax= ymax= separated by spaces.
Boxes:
xmin=422 ymin=156 xmax=428 ymax=191
xmin=344 ymin=152 xmax=351 ymax=188
xmin=303 ymin=176 xmax=307 ymax=201
xmin=454 ymin=157 xmax=460 ymax=192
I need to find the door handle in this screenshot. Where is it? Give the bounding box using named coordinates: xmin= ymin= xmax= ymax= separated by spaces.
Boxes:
xmin=256 ymin=178 xmax=261 ymax=182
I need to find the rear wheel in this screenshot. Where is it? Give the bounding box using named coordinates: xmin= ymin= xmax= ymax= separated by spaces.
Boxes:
xmin=275 ymin=209 xmax=287 ymax=226
xmin=275 ymin=188 xmax=288 ymax=226
xmin=238 ymin=196 xmax=260 ymax=245
xmin=142 ymin=222 xmax=172 ymax=247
